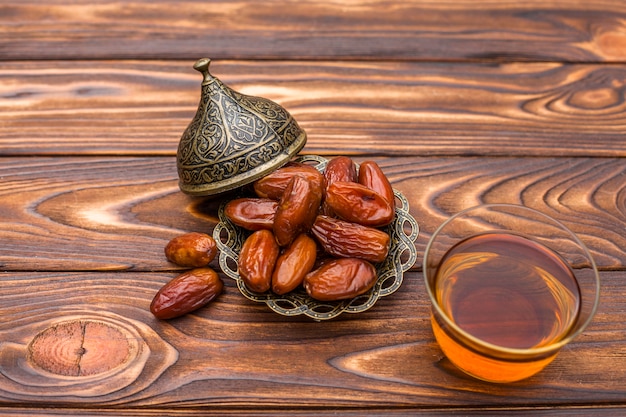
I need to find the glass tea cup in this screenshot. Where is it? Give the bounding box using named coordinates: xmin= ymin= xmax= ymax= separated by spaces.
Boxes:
xmin=423 ymin=204 xmax=600 ymax=383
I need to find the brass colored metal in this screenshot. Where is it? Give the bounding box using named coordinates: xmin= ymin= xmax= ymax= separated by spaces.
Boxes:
xmin=177 ymin=58 xmax=307 ymax=196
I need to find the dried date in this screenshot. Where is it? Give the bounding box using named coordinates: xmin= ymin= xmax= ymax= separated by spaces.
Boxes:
xmin=253 ymin=163 xmax=325 ymax=200
xmin=238 ymin=229 xmax=280 ymax=293
xmin=273 ymin=175 xmax=322 ymax=247
xmin=150 ymin=268 xmax=223 ymax=319
xmin=322 ymin=156 xmax=357 ymax=217
xmin=325 ymin=181 xmax=394 ymax=227
xmin=272 ymin=234 xmax=318 ymax=295
xmin=358 ymin=160 xmax=395 ymax=208
xmin=224 ymin=198 xmax=277 ymax=231
xmin=324 ymin=156 xmax=357 ymax=187
xmin=164 ymin=232 xmax=218 ymax=267
xmin=303 ymin=257 xmax=378 ymax=301
xmin=311 ymin=215 xmax=390 ymax=263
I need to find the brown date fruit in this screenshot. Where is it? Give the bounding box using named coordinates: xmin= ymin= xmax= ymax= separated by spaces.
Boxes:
xmin=324 ymin=156 xmax=357 ymax=187
xmin=150 ymin=268 xmax=223 ymax=320
xmin=311 ymin=215 xmax=390 ymax=263
xmin=164 ymin=232 xmax=218 ymax=267
xmin=224 ymin=198 xmax=277 ymax=231
xmin=321 ymin=156 xmax=358 ymax=217
xmin=358 ymin=160 xmax=395 ymax=208
xmin=273 ymin=175 xmax=322 ymax=247
xmin=304 ymin=257 xmax=378 ymax=301
xmin=238 ymin=229 xmax=280 ymax=293
xmin=272 ymin=234 xmax=317 ymax=295
xmin=325 ymin=181 xmax=394 ymax=227
xmin=253 ymin=163 xmax=325 ymax=200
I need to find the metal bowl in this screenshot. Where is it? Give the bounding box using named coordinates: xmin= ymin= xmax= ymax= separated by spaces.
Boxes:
xmin=213 ymin=155 xmax=419 ymax=320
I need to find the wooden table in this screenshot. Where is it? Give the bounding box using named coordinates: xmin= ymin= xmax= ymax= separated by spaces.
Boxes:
xmin=1 ymin=1 xmax=625 ymax=415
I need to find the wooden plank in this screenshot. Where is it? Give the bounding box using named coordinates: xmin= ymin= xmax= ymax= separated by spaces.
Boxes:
xmin=0 ymin=269 xmax=624 ymax=410
xmin=1 ymin=60 xmax=626 ymax=157
xmin=2 ymin=409 xmax=626 ymax=417
xmin=1 ymin=1 xmax=626 ymax=62
xmin=0 ymin=156 xmax=624 ymax=271
xmin=3 ymin=406 xmax=626 ymax=416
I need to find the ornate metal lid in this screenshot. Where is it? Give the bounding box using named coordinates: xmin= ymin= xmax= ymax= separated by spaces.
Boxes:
xmin=177 ymin=58 xmax=307 ymax=196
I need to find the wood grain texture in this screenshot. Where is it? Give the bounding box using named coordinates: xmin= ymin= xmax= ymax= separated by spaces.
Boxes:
xmin=1 ymin=60 xmax=625 ymax=157
xmin=0 ymin=156 xmax=623 ymax=272
xmin=4 ymin=407 xmax=626 ymax=416
xmin=1 ymin=0 xmax=626 ymax=62
xmin=0 ymin=269 xmax=624 ymax=411
xmin=2 ymin=1 xmax=625 ymax=413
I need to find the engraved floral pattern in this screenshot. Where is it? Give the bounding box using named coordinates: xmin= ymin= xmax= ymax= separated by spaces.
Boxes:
xmin=177 ymin=60 xmax=306 ymax=195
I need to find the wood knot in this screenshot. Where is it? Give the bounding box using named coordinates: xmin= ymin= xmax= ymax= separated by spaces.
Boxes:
xmin=28 ymin=320 xmax=131 ymax=377
xmin=597 ymin=31 xmax=626 ymax=60
xmin=569 ymin=87 xmax=621 ymax=110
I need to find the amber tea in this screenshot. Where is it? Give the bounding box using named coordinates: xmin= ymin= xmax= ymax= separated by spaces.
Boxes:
xmin=435 ymin=233 xmax=580 ymax=350
xmin=424 ymin=204 xmax=599 ymax=383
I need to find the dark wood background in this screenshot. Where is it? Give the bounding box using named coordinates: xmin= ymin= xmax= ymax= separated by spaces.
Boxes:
xmin=1 ymin=1 xmax=625 ymax=415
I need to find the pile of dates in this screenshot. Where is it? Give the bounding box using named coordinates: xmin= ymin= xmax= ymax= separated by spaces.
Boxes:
xmin=150 ymin=231 xmax=222 ymax=319
xmin=226 ymin=157 xmax=395 ymax=302
xmin=150 ymin=156 xmax=395 ymax=320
